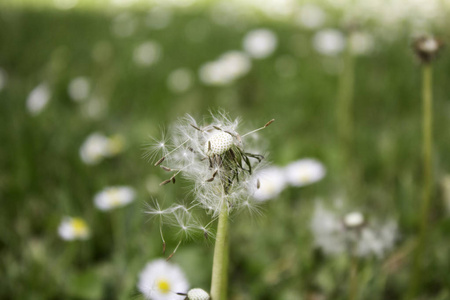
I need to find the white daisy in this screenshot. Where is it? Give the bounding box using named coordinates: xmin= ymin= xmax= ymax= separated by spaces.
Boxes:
xmin=94 ymin=186 xmax=135 ymax=211
xmin=138 ymin=259 xmax=189 ymax=300
xmin=252 ymin=167 xmax=287 ymax=202
xmin=242 ymin=29 xmax=278 ymax=59
xmin=167 ymin=68 xmax=194 ymax=93
xmin=284 ymin=158 xmax=326 ymax=187
xmin=313 ymin=29 xmax=345 ymax=56
xmin=79 ymin=133 xmax=125 ymax=165
xmin=26 ymin=83 xmax=51 ymax=116
xmin=68 ymin=76 xmax=91 ymax=102
xmin=296 ymin=4 xmax=326 ymax=29
xmin=199 ymin=51 xmax=251 ymax=86
xmin=133 ymin=41 xmax=162 ymax=67
xmin=58 ymin=217 xmax=90 ymax=241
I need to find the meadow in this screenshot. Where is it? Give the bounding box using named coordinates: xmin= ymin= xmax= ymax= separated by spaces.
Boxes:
xmin=1 ymin=1 xmax=450 ymax=299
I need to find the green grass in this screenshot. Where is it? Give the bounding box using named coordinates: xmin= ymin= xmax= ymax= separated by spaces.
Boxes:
xmin=1 ymin=4 xmax=450 ymax=300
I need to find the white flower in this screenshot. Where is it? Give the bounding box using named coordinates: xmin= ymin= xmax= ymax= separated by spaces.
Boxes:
xmin=26 ymin=83 xmax=51 ymax=116
xmin=199 ymin=51 xmax=251 ymax=86
xmin=111 ymin=13 xmax=137 ymax=37
xmin=285 ymin=159 xmax=326 ymax=187
xmin=58 ymin=217 xmax=90 ymax=241
xmin=167 ymin=68 xmax=194 ymax=93
xmin=138 ymin=259 xmax=189 ymax=300
xmin=146 ymin=6 xmax=173 ymax=29
xmin=133 ymin=41 xmax=162 ymax=67
xmin=94 ymin=186 xmax=135 ymax=211
xmin=68 ymin=76 xmax=91 ymax=102
xmin=242 ymin=29 xmax=278 ymax=59
xmin=313 ymin=29 xmax=345 ymax=56
xmin=252 ymin=167 xmax=287 ymax=202
xmin=79 ymin=133 xmax=125 ymax=165
xmin=350 ymin=32 xmax=375 ymax=55
xmin=296 ymin=4 xmax=326 ymax=29
xmin=187 ymin=288 xmax=210 ymax=300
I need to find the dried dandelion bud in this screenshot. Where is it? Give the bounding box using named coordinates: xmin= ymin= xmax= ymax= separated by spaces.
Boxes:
xmin=413 ymin=36 xmax=443 ymax=64
xmin=204 ymin=131 xmax=234 ymax=156
xmin=187 ymin=288 xmax=210 ymax=300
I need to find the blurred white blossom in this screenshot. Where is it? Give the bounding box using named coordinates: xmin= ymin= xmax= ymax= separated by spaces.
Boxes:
xmin=199 ymin=51 xmax=251 ymax=86
xmin=68 ymin=76 xmax=91 ymax=102
xmin=242 ymin=29 xmax=278 ymax=59
xmin=296 ymin=4 xmax=326 ymax=29
xmin=167 ymin=68 xmax=194 ymax=93
xmin=111 ymin=13 xmax=137 ymax=37
xmin=26 ymin=83 xmax=51 ymax=116
xmin=138 ymin=259 xmax=189 ymax=300
xmin=313 ymin=29 xmax=345 ymax=56
xmin=94 ymin=186 xmax=135 ymax=211
xmin=58 ymin=217 xmax=90 ymax=241
xmin=285 ymin=159 xmax=326 ymax=187
xmin=79 ymin=133 xmax=125 ymax=165
xmin=133 ymin=41 xmax=162 ymax=67
xmin=54 ymin=0 xmax=77 ymax=10
xmin=146 ymin=6 xmax=173 ymax=29
xmin=350 ymin=32 xmax=375 ymax=55
xmin=252 ymin=167 xmax=287 ymax=202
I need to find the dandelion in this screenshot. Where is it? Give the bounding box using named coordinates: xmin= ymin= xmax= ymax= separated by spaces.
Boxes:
xmin=133 ymin=41 xmax=162 ymax=67
xmin=94 ymin=186 xmax=135 ymax=211
xmin=137 ymin=259 xmax=189 ymax=300
xmin=310 ymin=202 xmax=397 ymax=258
xmin=313 ymin=29 xmax=345 ymax=56
xmin=147 ymin=112 xmax=273 ymax=299
xmin=58 ymin=217 xmax=90 ymax=241
xmin=284 ymin=158 xmax=326 ymax=187
xmin=242 ymin=29 xmax=278 ymax=59
xmin=79 ymin=132 xmax=125 ymax=165
xmin=185 ymin=288 xmax=210 ymax=300
xmin=252 ymin=166 xmax=286 ymax=202
xmin=68 ymin=76 xmax=91 ymax=102
xmin=26 ymin=83 xmax=51 ymax=116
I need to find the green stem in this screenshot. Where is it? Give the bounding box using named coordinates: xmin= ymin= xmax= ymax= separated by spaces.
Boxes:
xmin=408 ymin=63 xmax=433 ymax=298
xmin=210 ymin=200 xmax=229 ymax=300
xmin=337 ymin=34 xmax=355 ymax=154
xmin=348 ymin=254 xmax=359 ymax=300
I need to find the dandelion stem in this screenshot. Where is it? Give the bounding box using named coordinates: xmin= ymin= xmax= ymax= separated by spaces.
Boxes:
xmin=348 ymin=253 xmax=359 ymax=300
xmin=210 ymin=199 xmax=229 ymax=300
xmin=408 ymin=63 xmax=433 ymax=298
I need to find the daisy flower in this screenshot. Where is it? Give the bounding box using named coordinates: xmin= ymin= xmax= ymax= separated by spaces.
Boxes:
xmin=26 ymin=83 xmax=51 ymax=116
xmin=79 ymin=132 xmax=125 ymax=165
xmin=94 ymin=186 xmax=135 ymax=211
xmin=242 ymin=29 xmax=278 ymax=59
xmin=252 ymin=166 xmax=287 ymax=202
xmin=137 ymin=259 xmax=189 ymax=300
xmin=284 ymin=158 xmax=326 ymax=187
xmin=58 ymin=217 xmax=90 ymax=241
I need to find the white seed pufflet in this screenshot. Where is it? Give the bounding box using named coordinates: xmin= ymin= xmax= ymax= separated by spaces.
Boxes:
xmin=204 ymin=131 xmax=234 ymax=156
xmin=187 ymin=288 xmax=210 ymax=300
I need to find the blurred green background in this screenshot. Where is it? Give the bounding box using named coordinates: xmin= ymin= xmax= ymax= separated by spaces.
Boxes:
xmin=1 ymin=0 xmax=450 ymax=299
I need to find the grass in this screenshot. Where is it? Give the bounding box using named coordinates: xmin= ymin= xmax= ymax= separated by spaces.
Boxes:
xmin=1 ymin=3 xmax=450 ymax=300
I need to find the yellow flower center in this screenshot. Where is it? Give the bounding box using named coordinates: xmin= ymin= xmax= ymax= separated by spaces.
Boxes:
xmin=107 ymin=189 xmax=121 ymax=206
xmin=71 ymin=218 xmax=87 ymax=235
xmin=156 ymin=278 xmax=171 ymax=294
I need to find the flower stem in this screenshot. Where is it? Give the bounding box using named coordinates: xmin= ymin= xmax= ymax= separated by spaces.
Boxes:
xmin=210 ymin=200 xmax=229 ymax=300
xmin=408 ymin=63 xmax=433 ymax=298
xmin=348 ymin=254 xmax=359 ymax=300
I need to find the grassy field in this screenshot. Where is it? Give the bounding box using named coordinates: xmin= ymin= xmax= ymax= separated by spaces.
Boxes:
xmin=1 ymin=2 xmax=450 ymax=299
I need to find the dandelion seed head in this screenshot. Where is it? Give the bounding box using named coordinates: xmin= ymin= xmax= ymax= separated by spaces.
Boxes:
xmin=204 ymin=131 xmax=233 ymax=156
xmin=187 ymin=288 xmax=210 ymax=300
